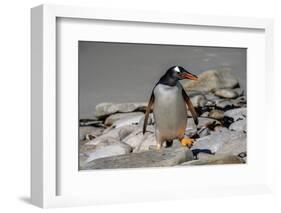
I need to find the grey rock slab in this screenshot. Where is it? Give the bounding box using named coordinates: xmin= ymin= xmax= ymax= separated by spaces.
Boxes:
xmin=217 ymin=135 xmax=246 ymax=156
xmin=104 ymin=112 xmax=144 ymax=126
xmin=122 ymin=126 xmax=155 ymax=151
xmin=95 ymin=102 xmax=147 ymax=118
xmin=232 ymin=96 xmax=247 ymax=107
xmin=224 ymin=107 xmax=247 ymax=121
xmin=215 ymin=100 xmax=233 ymax=109
xmin=182 ymin=68 xmax=239 ymax=92
xmin=86 ymin=125 xmax=137 ymax=145
xmin=181 ymin=154 xmax=244 ymax=166
xmin=83 ymin=138 xmax=132 ymax=163
xmin=191 ymin=128 xmax=246 ymax=153
xmin=111 ymin=114 xmax=144 ymax=129
xmin=82 ymin=146 xmax=194 ymax=170
xmin=214 ymin=88 xmax=239 ymax=99
xmin=229 ymin=119 xmax=247 ymax=132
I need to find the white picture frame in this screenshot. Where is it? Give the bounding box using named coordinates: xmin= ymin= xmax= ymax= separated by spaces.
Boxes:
xmin=31 ymin=4 xmax=274 ymax=208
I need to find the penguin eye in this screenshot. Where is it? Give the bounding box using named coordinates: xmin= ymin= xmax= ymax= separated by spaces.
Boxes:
xmin=174 ymin=66 xmax=180 ymax=73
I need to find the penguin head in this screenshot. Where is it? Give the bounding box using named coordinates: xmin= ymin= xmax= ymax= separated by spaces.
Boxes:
xmin=159 ymin=66 xmax=198 ymax=86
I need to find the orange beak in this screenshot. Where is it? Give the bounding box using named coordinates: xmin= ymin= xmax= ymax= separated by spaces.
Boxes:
xmin=178 ymin=72 xmax=198 ymax=80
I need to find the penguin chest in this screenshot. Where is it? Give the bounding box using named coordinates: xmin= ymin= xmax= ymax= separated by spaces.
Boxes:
xmin=153 ymin=84 xmax=187 ymax=139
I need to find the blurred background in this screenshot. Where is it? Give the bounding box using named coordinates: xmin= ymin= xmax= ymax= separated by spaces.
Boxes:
xmin=79 ymin=41 xmax=246 ymax=118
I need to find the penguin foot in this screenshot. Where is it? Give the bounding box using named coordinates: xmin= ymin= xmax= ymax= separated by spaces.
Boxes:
xmin=180 ymin=138 xmax=194 ymax=148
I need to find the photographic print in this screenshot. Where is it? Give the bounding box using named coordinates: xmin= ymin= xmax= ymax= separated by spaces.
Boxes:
xmin=79 ymin=41 xmax=247 ymax=170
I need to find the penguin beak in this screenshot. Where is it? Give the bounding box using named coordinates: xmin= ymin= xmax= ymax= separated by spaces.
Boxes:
xmin=178 ymin=71 xmax=198 ymax=80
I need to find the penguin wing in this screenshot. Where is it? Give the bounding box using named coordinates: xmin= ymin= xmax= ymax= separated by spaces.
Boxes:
xmin=182 ymin=88 xmax=198 ymax=125
xmin=142 ymin=92 xmax=155 ymax=134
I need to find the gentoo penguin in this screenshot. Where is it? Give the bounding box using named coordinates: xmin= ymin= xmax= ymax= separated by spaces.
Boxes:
xmin=143 ymin=66 xmax=198 ymax=149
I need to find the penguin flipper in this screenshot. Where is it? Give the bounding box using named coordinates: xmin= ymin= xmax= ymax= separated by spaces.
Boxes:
xmin=143 ymin=93 xmax=155 ymax=134
xmin=182 ymin=89 xmax=198 ymax=125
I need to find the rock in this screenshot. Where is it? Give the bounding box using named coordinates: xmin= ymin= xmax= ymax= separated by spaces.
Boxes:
xmin=86 ymin=125 xmax=137 ymax=145
xmin=191 ymin=128 xmax=246 ymax=153
xmin=224 ymin=108 xmax=247 ymax=121
xmin=214 ymin=88 xmax=239 ymax=99
xmin=217 ymin=134 xmax=246 ymax=156
xmin=111 ymin=114 xmax=144 ymax=128
xmin=122 ymin=126 xmax=155 ymax=151
xmin=83 ymin=138 xmax=132 ymax=163
xmin=181 ymin=154 xmax=244 ymax=166
xmin=200 ymin=111 xmax=209 ymax=117
xmin=232 ymin=96 xmax=247 ymax=107
xmin=208 ymin=109 xmax=224 ymax=120
xmin=79 ymin=126 xmax=104 ymax=141
xmin=118 ymin=125 xmax=139 ymax=140
xmin=95 ymin=102 xmax=147 ymax=118
xmin=215 ymin=100 xmax=233 ymax=109
xmin=182 ymin=68 xmax=239 ymax=92
xmin=229 ymin=119 xmax=247 ymax=132
xmin=82 ymin=146 xmax=194 ymax=169
xmin=104 ymin=112 xmax=144 ymax=126
xmin=187 ymin=117 xmax=221 ymax=129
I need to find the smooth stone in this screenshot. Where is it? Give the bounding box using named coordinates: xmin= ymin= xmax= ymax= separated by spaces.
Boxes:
xmin=104 ymin=112 xmax=144 ymax=126
xmin=187 ymin=117 xmax=221 ymax=129
xmin=95 ymin=102 xmax=147 ymax=118
xmin=191 ymin=128 xmax=246 ymax=153
xmin=180 ymin=154 xmax=244 ymax=166
xmin=182 ymin=68 xmax=239 ymax=92
xmin=224 ymin=108 xmax=247 ymax=121
xmin=214 ymin=88 xmax=239 ymax=99
xmin=111 ymin=114 xmax=145 ymax=129
xmin=122 ymin=126 xmax=155 ymax=151
xmin=229 ymin=119 xmax=247 ymax=132
xmin=83 ymin=138 xmax=132 ymax=163
xmin=208 ymin=109 xmax=225 ymax=120
xmin=83 ymin=146 xmax=194 ymax=169
xmin=86 ymin=125 xmax=137 ymax=145
xmin=79 ymin=126 xmax=104 ymax=141
xmin=200 ymin=111 xmax=209 ymax=117
xmin=216 ymin=135 xmax=246 ymax=156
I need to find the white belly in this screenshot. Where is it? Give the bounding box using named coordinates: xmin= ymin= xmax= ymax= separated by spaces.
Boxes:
xmin=153 ymin=83 xmax=187 ymax=141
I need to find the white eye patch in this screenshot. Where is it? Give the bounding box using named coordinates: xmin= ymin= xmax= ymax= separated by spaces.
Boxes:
xmin=174 ymin=66 xmax=180 ymax=72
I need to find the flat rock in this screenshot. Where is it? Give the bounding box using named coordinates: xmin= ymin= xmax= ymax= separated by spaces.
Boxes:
xmin=191 ymin=128 xmax=246 ymax=153
xmin=86 ymin=125 xmax=137 ymax=145
xmin=95 ymin=102 xmax=147 ymax=118
xmin=104 ymin=112 xmax=144 ymax=126
xmin=82 ymin=138 xmax=132 ymax=164
xmin=122 ymin=126 xmax=155 ymax=151
xmin=217 ymin=134 xmax=246 ymax=156
xmin=224 ymin=108 xmax=247 ymax=121
xmin=82 ymin=146 xmax=194 ymax=170
xmin=181 ymin=154 xmax=244 ymax=166
xmin=182 ymin=68 xmax=239 ymax=92
xmin=215 ymin=99 xmax=233 ymax=109
xmin=229 ymin=119 xmax=247 ymax=132
xmin=232 ymin=96 xmax=247 ymax=107
xmin=214 ymin=88 xmax=239 ymax=99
